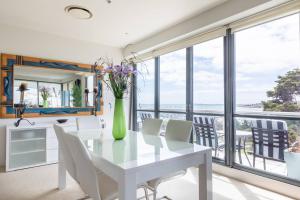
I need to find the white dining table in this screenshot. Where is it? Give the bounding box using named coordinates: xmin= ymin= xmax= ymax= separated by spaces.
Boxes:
xmin=58 ymin=129 xmax=212 ymax=200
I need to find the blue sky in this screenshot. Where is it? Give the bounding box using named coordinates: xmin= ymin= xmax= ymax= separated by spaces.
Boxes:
xmin=137 ymin=13 xmax=300 ymax=108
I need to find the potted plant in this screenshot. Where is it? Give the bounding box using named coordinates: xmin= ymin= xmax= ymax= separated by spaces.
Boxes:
xmin=40 ymin=86 xmax=51 ymax=108
xmin=284 ymin=139 xmax=300 ymax=180
xmin=72 ymin=81 xmax=82 ymax=107
xmin=93 ymin=58 xmax=136 ymax=140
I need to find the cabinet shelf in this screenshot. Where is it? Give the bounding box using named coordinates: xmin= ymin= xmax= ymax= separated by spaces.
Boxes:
xmin=6 ymin=125 xmax=59 ymax=171
xmin=10 ymin=149 xmax=46 ymax=156
xmin=11 ymin=137 xmax=46 ymax=143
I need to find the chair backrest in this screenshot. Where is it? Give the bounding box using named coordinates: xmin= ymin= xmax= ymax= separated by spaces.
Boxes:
xmin=76 ymin=116 xmax=101 ymax=130
xmin=142 ymin=118 xmax=163 ymax=136
xmin=193 ymin=116 xmax=218 ymax=148
xmin=53 ymin=124 xmax=77 ymax=181
xmin=140 ymin=112 xmax=152 ymax=122
xmin=251 ymin=119 xmax=288 ymax=130
xmin=63 ymin=132 xmax=101 ymax=200
xmin=251 ymin=119 xmax=289 ymax=161
xmin=165 ymin=119 xmax=193 ymax=142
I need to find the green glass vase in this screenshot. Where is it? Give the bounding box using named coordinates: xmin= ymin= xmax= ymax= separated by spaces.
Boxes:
xmin=112 ymin=98 xmax=126 ymax=140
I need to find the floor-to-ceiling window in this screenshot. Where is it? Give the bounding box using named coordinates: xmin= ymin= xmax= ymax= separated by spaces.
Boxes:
xmin=136 ymin=59 xmax=155 ymax=130
xmin=234 ymin=13 xmax=300 ymax=181
xmin=159 ymin=49 xmax=187 ymax=129
xmin=133 ymin=9 xmax=300 ymax=186
xmin=193 ymin=37 xmax=224 ymax=159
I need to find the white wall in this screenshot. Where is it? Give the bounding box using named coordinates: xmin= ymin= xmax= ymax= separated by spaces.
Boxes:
xmin=0 ymin=24 xmax=124 ymax=166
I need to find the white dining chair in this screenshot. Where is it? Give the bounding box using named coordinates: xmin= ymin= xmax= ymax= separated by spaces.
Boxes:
xmin=142 ymin=118 xmax=163 ymax=136
xmin=53 ymin=124 xmax=77 ymax=181
xmin=76 ymin=116 xmax=101 ymax=130
xmin=63 ymin=132 xmax=149 ymax=200
xmin=147 ymin=119 xmax=193 ymax=200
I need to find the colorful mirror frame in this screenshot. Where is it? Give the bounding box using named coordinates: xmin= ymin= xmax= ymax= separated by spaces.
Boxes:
xmin=0 ymin=54 xmax=103 ymax=118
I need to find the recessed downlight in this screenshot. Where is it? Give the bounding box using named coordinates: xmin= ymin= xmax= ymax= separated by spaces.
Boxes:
xmin=65 ymin=6 xmax=93 ymax=20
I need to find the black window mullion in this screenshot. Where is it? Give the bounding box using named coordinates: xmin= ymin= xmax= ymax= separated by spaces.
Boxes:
xmin=154 ymin=57 xmax=160 ymax=118
xmin=131 ymin=64 xmax=138 ymax=131
xmin=186 ymin=47 xmax=193 ymax=121
xmin=186 ymin=47 xmax=194 ymax=143
xmin=224 ymin=28 xmax=236 ymax=166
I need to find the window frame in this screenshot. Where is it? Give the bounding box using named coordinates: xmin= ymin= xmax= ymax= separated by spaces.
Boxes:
xmin=133 ymin=13 xmax=300 ymax=187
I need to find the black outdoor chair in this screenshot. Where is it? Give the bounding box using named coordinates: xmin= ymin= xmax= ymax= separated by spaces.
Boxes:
xmin=193 ymin=116 xmax=224 ymax=157
xmin=251 ymin=119 xmax=289 ymax=170
xmin=140 ymin=112 xmax=153 ymax=122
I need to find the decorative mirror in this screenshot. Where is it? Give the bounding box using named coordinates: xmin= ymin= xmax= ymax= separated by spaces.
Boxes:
xmin=0 ymin=54 xmax=103 ymax=118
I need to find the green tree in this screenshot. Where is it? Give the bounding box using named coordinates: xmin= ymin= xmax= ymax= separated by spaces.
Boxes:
xmin=262 ymin=68 xmax=300 ymax=112
xmin=262 ymin=68 xmax=300 ymax=144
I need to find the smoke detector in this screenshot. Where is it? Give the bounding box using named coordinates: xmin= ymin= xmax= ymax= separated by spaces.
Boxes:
xmin=65 ymin=6 xmax=93 ymax=20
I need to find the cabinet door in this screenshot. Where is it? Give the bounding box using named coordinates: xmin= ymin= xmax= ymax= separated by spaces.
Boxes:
xmin=47 ymin=149 xmax=58 ymax=163
xmin=47 ymin=127 xmax=56 ymax=139
xmin=47 ymin=138 xmax=58 ymax=150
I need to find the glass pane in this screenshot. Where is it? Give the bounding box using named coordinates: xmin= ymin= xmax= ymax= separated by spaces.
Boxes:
xmin=235 ymin=117 xmax=300 ymax=181
xmin=193 ymin=114 xmax=224 ymax=159
xmin=160 ymin=49 xmax=186 ymax=112
xmin=235 ymin=14 xmax=300 ymax=113
xmin=193 ymin=37 xmax=224 ymax=113
xmin=137 ymin=59 xmax=155 ymax=110
xmin=14 ymin=80 xmax=38 ymax=107
xmin=39 ymin=82 xmax=62 ymax=107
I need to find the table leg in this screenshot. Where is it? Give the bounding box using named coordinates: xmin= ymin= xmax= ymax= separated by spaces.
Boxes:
xmin=198 ymin=152 xmax=212 ymax=200
xmin=58 ymin=144 xmax=66 ymax=190
xmin=119 ymin=174 xmax=137 ymax=200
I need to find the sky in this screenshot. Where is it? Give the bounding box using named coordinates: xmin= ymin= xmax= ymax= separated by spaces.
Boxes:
xmin=137 ymin=13 xmax=300 ymax=109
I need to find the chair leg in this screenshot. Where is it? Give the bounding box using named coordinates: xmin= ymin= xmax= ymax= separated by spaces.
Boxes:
xmin=243 ymin=138 xmax=251 ymax=167
xmin=153 ymin=189 xmax=157 ymax=200
xmin=238 ymin=138 xmax=242 ymax=164
xmin=144 ymin=187 xmax=150 ymax=200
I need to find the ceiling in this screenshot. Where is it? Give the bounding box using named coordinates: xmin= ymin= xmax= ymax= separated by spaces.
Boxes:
xmin=0 ymin=0 xmax=227 ymax=47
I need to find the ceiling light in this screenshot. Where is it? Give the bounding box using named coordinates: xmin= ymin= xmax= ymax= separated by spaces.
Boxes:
xmin=65 ymin=6 xmax=93 ymax=20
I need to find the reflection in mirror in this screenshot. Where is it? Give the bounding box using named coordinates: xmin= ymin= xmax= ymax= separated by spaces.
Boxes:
xmin=13 ymin=65 xmax=94 ymax=108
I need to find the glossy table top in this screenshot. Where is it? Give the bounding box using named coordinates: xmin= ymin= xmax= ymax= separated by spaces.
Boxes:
xmin=70 ymin=129 xmax=211 ymax=170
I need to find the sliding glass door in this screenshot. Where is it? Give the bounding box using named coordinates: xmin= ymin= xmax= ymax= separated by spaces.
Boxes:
xmin=234 ymin=13 xmax=300 ymax=182
xmin=136 ymin=59 xmax=155 ymax=130
xmin=193 ymin=37 xmax=225 ymax=160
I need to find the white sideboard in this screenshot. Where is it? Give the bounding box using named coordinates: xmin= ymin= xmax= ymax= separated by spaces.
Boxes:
xmin=6 ymin=124 xmax=58 ymax=171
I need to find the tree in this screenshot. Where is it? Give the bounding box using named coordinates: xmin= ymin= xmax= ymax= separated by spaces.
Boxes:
xmin=262 ymin=68 xmax=300 ymax=144
xmin=262 ymin=68 xmax=300 ymax=112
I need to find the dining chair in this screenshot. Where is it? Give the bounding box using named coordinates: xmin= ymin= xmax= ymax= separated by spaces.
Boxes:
xmin=193 ymin=116 xmax=224 ymax=157
xmin=53 ymin=124 xmax=77 ymax=181
xmin=147 ymin=119 xmax=193 ymax=200
xmin=63 ymin=132 xmax=149 ymax=200
xmin=76 ymin=116 xmax=101 ymax=130
xmin=141 ymin=118 xmax=163 ymax=136
xmin=140 ymin=112 xmax=153 ymax=122
xmin=251 ymin=119 xmax=289 ymax=170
